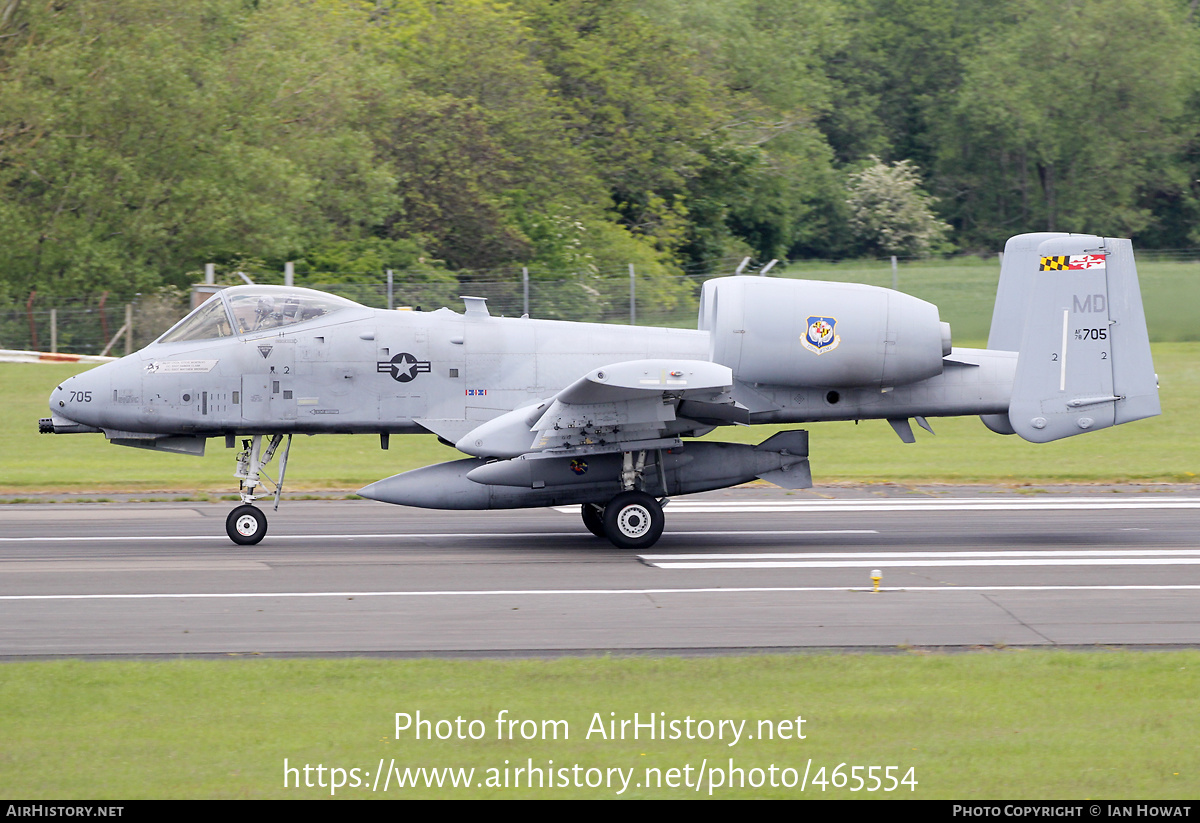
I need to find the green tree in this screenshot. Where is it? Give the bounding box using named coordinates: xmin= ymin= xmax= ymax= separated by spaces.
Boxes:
xmin=365 ymin=0 xmax=607 ymax=270
xmin=637 ymin=0 xmax=853 ymax=260
xmin=0 ymin=0 xmax=397 ymax=297
xmin=820 ymin=0 xmax=1013 ymax=169
xmin=941 ymin=0 xmax=1200 ymax=245
xmin=846 ymin=156 xmax=950 ymax=257
xmin=514 ymin=0 xmax=725 ymax=253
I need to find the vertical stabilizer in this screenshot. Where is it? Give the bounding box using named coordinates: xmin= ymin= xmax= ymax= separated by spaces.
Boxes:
xmin=988 ymin=232 xmax=1072 ymax=351
xmin=1007 ymin=235 xmax=1160 ymax=443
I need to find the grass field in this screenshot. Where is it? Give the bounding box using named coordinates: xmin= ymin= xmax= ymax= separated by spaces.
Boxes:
xmin=2 ymin=652 xmax=1197 ymax=799
xmin=4 ymin=341 xmax=1196 ymax=493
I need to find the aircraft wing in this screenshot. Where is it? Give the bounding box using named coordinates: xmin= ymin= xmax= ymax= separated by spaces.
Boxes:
xmin=455 ymin=359 xmax=737 ymax=458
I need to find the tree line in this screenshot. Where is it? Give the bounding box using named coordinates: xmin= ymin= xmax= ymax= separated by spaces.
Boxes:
xmin=0 ymin=0 xmax=1196 ymax=303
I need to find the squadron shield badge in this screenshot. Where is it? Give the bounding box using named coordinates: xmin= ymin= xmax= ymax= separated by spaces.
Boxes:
xmin=801 ymin=316 xmax=840 ymax=355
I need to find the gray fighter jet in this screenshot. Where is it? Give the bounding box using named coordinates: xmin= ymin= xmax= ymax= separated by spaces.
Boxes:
xmin=40 ymin=232 xmax=1160 ymax=548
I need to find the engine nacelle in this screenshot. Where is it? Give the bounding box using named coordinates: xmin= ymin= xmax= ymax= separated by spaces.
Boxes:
xmin=699 ymin=276 xmax=951 ymax=389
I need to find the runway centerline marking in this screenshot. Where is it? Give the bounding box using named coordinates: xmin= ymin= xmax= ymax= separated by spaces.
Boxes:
xmin=556 ymin=498 xmax=1200 ymax=514
xmin=6 ymin=584 xmax=1200 ymax=601
xmin=639 ymin=548 xmax=1200 ymax=570
xmin=641 ymin=549 xmax=1200 ymax=560
xmin=0 ymin=529 xmax=877 ymax=544
xmin=648 ymin=559 xmax=1200 ymax=569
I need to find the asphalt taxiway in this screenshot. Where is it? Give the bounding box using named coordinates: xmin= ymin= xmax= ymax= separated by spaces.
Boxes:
xmin=2 ymin=485 xmax=1199 ymax=657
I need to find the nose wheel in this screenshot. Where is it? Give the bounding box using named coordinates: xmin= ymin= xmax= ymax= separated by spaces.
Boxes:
xmin=226 ymin=504 xmax=267 ymax=545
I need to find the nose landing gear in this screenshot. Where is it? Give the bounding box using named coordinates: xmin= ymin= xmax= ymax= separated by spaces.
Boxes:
xmin=224 ymin=434 xmax=292 ymax=546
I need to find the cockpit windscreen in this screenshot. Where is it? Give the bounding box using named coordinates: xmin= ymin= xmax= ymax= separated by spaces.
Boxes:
xmin=156 ymin=288 xmax=361 ymax=344
xmin=225 ymin=291 xmax=358 ymax=334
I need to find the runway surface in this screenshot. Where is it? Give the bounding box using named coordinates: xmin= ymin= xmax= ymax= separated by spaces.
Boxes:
xmin=3 ymin=485 xmax=1200 ymax=657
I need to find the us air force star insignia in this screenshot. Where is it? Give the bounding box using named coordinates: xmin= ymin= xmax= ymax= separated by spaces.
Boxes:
xmin=801 ymin=316 xmax=840 ymax=355
xmin=376 ymin=352 xmax=432 ymax=383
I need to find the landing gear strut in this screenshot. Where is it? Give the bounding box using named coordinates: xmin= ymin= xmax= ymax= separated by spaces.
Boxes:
xmin=225 ymin=434 xmax=292 ymax=546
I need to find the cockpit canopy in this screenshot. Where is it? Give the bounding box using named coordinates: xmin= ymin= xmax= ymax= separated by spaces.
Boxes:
xmin=156 ymin=286 xmax=363 ymax=344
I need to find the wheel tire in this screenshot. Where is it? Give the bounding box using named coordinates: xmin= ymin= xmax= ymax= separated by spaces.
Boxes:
xmin=581 ymin=503 xmax=606 ymax=538
xmin=226 ymin=504 xmax=267 ymax=546
xmin=602 ymin=491 xmax=664 ymax=550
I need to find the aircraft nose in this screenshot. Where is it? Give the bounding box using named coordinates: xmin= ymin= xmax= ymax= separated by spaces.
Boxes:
xmin=47 ymin=359 xmax=122 ymax=429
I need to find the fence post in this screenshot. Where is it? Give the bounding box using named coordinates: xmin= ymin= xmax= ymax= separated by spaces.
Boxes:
xmin=522 ymin=267 xmax=529 ymax=317
xmin=50 ymin=308 xmax=57 ymax=353
xmin=205 ymin=263 xmax=215 ymax=285
xmin=284 ymin=261 xmax=294 ymax=287
xmin=26 ymin=291 xmax=37 ymax=351
xmin=98 ymin=292 xmax=109 ymax=350
xmin=629 ymin=263 xmax=636 ymax=325
xmin=387 ymin=270 xmax=394 ymax=311
xmin=125 ymin=303 xmax=133 ymax=355
xmin=891 ymin=255 xmax=898 ymax=290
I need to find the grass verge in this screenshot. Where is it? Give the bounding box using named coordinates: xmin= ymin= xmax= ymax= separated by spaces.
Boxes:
xmin=1 ymin=652 xmax=1196 ymax=799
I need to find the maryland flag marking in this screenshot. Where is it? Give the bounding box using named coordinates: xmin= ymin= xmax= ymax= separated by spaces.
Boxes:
xmin=1039 ymin=254 xmax=1106 ymax=271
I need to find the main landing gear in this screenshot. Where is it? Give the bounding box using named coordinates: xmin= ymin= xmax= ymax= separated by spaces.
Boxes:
xmin=581 ymin=503 xmax=606 ymax=538
xmin=225 ymin=434 xmax=292 ymax=545
xmin=580 ymin=449 xmax=668 ymax=549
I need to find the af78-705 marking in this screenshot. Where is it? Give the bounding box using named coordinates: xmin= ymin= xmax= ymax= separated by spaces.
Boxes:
xmin=41 ymin=232 xmax=1160 ymax=548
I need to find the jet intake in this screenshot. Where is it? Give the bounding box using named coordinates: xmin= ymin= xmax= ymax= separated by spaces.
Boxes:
xmin=699 ymin=276 xmax=948 ymax=389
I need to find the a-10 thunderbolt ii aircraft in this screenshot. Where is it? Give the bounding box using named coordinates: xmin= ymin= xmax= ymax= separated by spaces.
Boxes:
xmin=40 ymin=232 xmax=1160 ymax=548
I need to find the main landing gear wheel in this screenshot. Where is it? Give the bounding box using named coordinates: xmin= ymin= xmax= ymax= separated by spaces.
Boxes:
xmin=581 ymin=503 xmax=606 ymax=538
xmin=602 ymin=490 xmax=665 ymax=550
xmin=226 ymin=504 xmax=267 ymax=546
